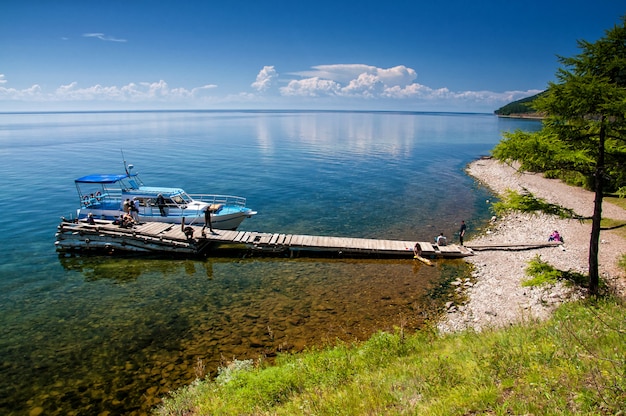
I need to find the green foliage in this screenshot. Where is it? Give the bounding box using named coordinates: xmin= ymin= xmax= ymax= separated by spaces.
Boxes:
xmin=492 ymin=129 xmax=614 ymax=191
xmin=490 ymin=189 xmax=578 ymax=219
xmin=494 ymin=92 xmax=545 ymax=116
xmin=523 ymin=255 xmax=562 ymax=286
xmin=493 ymin=16 xmax=626 ymax=195
xmin=155 ymin=298 xmax=626 ymax=415
xmin=215 ymin=359 xmax=254 ymax=385
xmin=523 ymin=255 xmax=588 ymax=287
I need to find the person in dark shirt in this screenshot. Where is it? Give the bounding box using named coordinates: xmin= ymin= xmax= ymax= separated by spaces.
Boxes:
xmin=459 ymin=220 xmax=467 ymax=245
xmin=156 ymin=194 xmax=166 ymax=216
xmin=203 ymin=206 xmax=214 ymax=234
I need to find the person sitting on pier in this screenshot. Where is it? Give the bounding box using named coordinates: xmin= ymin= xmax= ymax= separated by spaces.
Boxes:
xmin=120 ymin=213 xmax=135 ymax=228
xmin=435 ymin=232 xmax=447 ymax=246
xmin=413 ymin=242 xmax=422 ymax=258
xmin=86 ymin=213 xmax=96 ymax=225
xmin=180 ymin=217 xmax=195 ymax=239
xmin=183 ymin=226 xmax=194 ymax=239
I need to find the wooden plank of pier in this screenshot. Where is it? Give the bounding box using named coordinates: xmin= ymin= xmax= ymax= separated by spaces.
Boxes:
xmin=55 ymin=220 xmax=475 ymax=258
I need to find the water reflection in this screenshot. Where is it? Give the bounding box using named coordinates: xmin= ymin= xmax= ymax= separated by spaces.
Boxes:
xmin=0 ymin=111 xmax=537 ymax=415
xmin=3 ymin=254 xmax=466 ymax=415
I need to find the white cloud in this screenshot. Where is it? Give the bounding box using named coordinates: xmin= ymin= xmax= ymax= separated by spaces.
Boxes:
xmin=0 ymin=65 xmax=542 ymax=112
xmin=280 ymin=77 xmax=342 ymax=97
xmin=82 ymin=33 xmax=127 ymax=43
xmin=283 ymin=64 xmax=420 ymax=98
xmin=0 ymin=75 xmax=44 ymax=100
xmin=251 ymin=66 xmax=278 ymax=92
xmin=376 ymin=66 xmax=417 ymax=87
xmin=51 ymin=80 xmax=217 ymax=102
xmin=342 ymin=73 xmax=385 ymax=98
xmin=292 ymin=64 xmax=416 ymax=87
xmin=280 ymin=64 xmax=541 ymax=108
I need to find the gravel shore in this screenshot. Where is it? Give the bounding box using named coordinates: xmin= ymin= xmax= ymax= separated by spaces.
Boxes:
xmin=437 ymin=158 xmax=626 ymax=333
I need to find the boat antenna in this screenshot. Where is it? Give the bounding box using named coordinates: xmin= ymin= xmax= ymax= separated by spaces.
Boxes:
xmin=121 ymin=149 xmax=129 ymax=175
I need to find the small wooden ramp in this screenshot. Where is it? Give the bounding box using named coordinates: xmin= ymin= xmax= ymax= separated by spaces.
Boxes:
xmin=465 ymin=242 xmax=563 ymax=251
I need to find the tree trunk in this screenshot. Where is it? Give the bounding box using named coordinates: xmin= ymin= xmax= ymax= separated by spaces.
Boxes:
xmin=588 ymin=119 xmax=606 ymax=296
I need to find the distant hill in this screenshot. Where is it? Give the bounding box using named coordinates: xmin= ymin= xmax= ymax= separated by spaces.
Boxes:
xmin=495 ymin=92 xmax=545 ymax=118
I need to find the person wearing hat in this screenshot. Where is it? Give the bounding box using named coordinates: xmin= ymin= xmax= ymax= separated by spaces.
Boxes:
xmin=131 ymin=197 xmax=140 ymax=221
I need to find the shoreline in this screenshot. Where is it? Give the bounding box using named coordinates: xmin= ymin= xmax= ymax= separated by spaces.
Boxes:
xmin=438 ymin=158 xmax=626 ymax=333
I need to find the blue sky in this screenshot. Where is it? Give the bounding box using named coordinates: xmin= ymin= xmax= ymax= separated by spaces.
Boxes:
xmin=1 ymin=1 xmax=624 ymax=113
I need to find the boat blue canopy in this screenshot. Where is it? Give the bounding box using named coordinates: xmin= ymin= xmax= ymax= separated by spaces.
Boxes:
xmin=75 ymin=174 xmax=136 ymax=184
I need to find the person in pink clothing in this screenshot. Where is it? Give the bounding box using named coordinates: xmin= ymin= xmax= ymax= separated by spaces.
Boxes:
xmin=548 ymin=230 xmax=563 ymax=242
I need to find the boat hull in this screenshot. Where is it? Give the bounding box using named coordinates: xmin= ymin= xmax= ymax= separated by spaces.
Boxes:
xmin=77 ymin=207 xmax=255 ymax=230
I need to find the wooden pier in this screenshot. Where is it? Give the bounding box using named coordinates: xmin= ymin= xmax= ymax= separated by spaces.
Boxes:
xmin=55 ymin=220 xmax=475 ymax=259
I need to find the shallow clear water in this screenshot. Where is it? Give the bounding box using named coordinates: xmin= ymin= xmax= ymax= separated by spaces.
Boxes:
xmin=0 ymin=111 xmax=540 ymax=415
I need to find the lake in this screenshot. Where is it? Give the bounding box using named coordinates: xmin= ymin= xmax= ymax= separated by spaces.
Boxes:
xmin=0 ymin=110 xmax=540 ymax=415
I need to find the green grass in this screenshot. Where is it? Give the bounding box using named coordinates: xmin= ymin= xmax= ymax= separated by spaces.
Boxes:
xmin=600 ymin=217 xmax=626 ymax=241
xmin=154 ymin=298 xmax=626 ymax=416
xmin=605 ymin=195 xmax=626 ymax=211
xmin=523 ymin=255 xmax=563 ymax=286
xmin=523 ymin=255 xmax=588 ymax=287
xmin=491 ymin=189 xmax=579 ymax=219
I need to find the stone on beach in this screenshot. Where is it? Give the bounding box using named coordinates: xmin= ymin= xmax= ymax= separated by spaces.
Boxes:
xmin=438 ymin=158 xmax=626 ymax=333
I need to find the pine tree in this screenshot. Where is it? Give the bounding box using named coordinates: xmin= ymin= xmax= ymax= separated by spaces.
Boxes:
xmin=493 ymin=16 xmax=626 ymax=295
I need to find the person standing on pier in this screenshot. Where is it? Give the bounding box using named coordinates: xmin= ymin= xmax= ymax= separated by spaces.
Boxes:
xmin=459 ymin=220 xmax=467 ymax=245
xmin=131 ymin=197 xmax=140 ymax=221
xmin=123 ymin=198 xmax=131 ymax=214
xmin=156 ymin=193 xmax=166 ymax=216
xmin=203 ymin=206 xmax=214 ymax=234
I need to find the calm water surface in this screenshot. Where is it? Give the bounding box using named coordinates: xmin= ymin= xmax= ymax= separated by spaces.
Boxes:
xmin=0 ymin=111 xmax=540 ymax=415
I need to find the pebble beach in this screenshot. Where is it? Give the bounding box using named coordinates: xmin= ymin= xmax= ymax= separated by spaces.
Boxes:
xmin=438 ymin=158 xmax=626 ymax=333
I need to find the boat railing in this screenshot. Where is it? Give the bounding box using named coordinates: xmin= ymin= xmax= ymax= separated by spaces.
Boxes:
xmin=98 ymin=192 xmax=246 ymax=208
xmin=79 ymin=190 xmax=249 ymax=218
xmin=79 ymin=191 xmax=119 ymax=207
xmin=188 ymin=194 xmax=248 ymax=208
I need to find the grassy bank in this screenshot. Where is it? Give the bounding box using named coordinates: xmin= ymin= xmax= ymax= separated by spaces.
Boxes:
xmin=155 ymin=297 xmax=625 ymax=415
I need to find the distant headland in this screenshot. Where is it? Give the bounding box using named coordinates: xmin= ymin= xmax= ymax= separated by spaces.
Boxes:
xmin=494 ymin=91 xmax=545 ymax=119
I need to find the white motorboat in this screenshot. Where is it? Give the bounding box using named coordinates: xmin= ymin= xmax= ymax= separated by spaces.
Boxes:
xmin=72 ymin=164 xmax=256 ymax=230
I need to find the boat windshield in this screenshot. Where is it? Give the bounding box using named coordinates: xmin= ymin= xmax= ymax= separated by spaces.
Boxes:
xmin=118 ymin=175 xmax=144 ymax=190
xmin=171 ymin=193 xmax=192 ymax=204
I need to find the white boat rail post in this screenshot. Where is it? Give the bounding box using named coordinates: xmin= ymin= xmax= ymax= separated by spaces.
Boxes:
xmin=138 ymin=199 xmax=148 ymax=218
xmin=144 ymin=198 xmax=156 ymax=218
xmin=188 ymin=206 xmax=203 ymax=225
